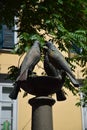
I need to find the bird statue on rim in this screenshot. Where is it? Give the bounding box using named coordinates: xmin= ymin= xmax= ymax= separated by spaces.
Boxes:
xmin=9 ymin=40 xmax=41 ymax=99
xmin=43 ymin=49 xmax=66 ymax=101
xmin=43 ymin=41 xmax=80 ymax=88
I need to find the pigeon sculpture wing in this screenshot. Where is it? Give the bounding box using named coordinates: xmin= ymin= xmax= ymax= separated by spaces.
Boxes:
xmin=44 ymin=51 xmax=66 ymax=101
xmin=9 ymin=40 xmax=41 ymax=99
xmin=44 ymin=51 xmax=62 ymax=79
xmin=17 ymin=40 xmax=41 ymax=81
xmin=44 ymin=41 xmax=79 ymax=87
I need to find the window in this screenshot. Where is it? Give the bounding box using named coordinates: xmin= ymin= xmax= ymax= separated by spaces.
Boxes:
xmin=0 ymin=24 xmax=15 ymax=49
xmin=80 ymin=93 xmax=87 ymax=130
xmin=0 ymin=83 xmax=18 ymax=130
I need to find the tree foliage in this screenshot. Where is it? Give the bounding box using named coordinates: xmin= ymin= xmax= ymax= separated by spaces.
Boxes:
xmin=1 ymin=0 xmax=87 ymax=105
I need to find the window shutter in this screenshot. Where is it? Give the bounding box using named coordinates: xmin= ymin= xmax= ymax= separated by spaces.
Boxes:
xmin=3 ymin=25 xmax=14 ymax=49
xmin=0 ymin=25 xmax=3 ymax=48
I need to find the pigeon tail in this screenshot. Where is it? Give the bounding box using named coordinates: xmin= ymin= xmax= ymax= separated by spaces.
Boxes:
xmin=9 ymin=82 xmax=20 ymax=100
xmin=66 ymin=72 xmax=80 ymax=87
xmin=56 ymin=89 xmax=66 ymax=101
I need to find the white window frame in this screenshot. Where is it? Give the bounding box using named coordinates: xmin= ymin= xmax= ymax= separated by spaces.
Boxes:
xmin=0 ymin=83 xmax=18 ymax=130
xmin=80 ymin=93 xmax=87 ymax=130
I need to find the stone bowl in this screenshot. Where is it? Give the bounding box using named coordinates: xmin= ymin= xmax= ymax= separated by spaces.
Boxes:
xmin=20 ymin=76 xmax=63 ymax=96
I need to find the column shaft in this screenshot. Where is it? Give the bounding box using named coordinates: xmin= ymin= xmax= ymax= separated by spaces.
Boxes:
xmin=29 ymin=96 xmax=55 ymax=130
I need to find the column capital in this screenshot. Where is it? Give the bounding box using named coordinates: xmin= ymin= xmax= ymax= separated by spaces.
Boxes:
xmin=29 ymin=96 xmax=55 ymax=107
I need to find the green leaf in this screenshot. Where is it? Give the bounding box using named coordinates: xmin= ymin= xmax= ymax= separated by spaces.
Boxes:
xmin=57 ymin=0 xmax=63 ymax=5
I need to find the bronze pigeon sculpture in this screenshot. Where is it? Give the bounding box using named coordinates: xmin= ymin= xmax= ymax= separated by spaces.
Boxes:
xmin=44 ymin=51 xmax=66 ymax=101
xmin=9 ymin=40 xmax=41 ymax=99
xmin=43 ymin=41 xmax=79 ymax=87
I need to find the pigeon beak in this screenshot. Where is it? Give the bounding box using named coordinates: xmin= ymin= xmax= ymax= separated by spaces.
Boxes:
xmin=43 ymin=46 xmax=48 ymax=50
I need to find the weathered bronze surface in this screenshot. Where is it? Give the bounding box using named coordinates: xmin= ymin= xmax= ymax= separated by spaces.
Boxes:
xmin=20 ymin=76 xmax=62 ymax=96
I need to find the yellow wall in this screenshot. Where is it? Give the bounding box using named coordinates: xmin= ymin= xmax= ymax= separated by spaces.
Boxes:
xmin=53 ymin=90 xmax=82 ymax=130
xmin=18 ymin=91 xmax=33 ymax=130
xmin=0 ymin=53 xmax=19 ymax=73
xmin=0 ymin=52 xmax=83 ymax=130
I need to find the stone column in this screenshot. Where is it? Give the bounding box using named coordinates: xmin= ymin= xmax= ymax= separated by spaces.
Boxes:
xmin=29 ymin=96 xmax=55 ymax=130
